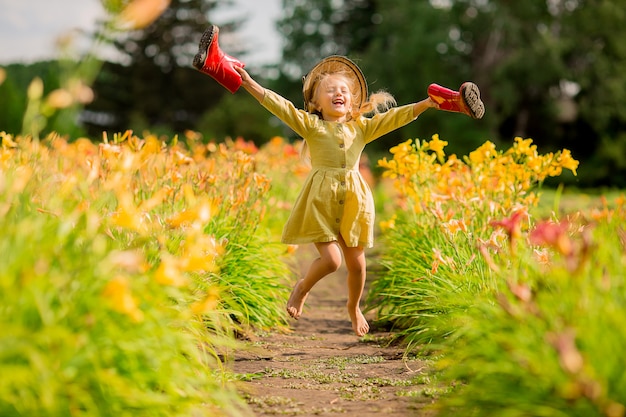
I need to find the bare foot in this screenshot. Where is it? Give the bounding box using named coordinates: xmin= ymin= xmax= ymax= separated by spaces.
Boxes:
xmin=348 ymin=307 xmax=370 ymax=337
xmin=286 ymin=280 xmax=308 ymax=319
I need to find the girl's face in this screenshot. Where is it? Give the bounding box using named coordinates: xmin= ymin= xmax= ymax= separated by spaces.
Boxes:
xmin=312 ymin=74 xmax=354 ymax=122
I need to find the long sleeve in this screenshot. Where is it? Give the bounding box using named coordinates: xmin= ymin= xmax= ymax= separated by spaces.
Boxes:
xmin=356 ymin=104 xmax=417 ymax=144
xmin=260 ymin=89 xmax=321 ymax=139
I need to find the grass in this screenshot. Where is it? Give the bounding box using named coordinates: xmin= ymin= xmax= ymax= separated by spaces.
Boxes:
xmin=532 ymin=185 xmax=624 ymax=218
xmin=247 ymin=354 xmax=436 ymax=405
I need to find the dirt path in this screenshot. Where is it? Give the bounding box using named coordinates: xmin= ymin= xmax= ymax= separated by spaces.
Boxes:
xmin=233 ymin=247 xmax=437 ymax=417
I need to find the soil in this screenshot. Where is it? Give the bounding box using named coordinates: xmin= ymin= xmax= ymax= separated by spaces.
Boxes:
xmin=232 ymin=246 xmax=438 ymax=417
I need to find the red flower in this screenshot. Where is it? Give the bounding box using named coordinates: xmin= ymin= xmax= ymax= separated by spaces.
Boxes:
xmin=490 ymin=210 xmax=526 ymax=239
xmin=529 ymin=220 xmax=572 ymax=255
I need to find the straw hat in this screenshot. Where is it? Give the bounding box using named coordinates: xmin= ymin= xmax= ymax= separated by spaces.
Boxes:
xmin=302 ymin=55 xmax=368 ymax=114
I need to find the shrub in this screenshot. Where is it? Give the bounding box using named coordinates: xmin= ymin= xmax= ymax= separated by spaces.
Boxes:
xmin=436 ymin=200 xmax=626 ymax=416
xmin=0 ymin=131 xmax=294 ymax=416
xmin=367 ymin=135 xmax=578 ymax=348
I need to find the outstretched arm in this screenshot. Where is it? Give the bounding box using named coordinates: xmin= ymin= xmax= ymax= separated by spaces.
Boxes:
xmin=235 ymin=66 xmax=266 ymax=102
xmin=413 ymin=97 xmax=437 ymax=118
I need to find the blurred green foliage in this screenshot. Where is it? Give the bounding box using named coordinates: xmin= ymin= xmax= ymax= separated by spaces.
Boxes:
xmin=0 ymin=62 xmax=87 ymax=139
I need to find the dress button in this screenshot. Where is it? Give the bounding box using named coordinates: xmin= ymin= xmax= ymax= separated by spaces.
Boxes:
xmin=339 ymin=144 xmax=344 ymax=148
xmin=341 ymin=181 xmax=346 ymax=186
xmin=341 ymin=164 xmax=346 ymax=168
xmin=336 ymin=218 xmax=340 ymax=223
xmin=339 ymin=200 xmax=344 ymax=204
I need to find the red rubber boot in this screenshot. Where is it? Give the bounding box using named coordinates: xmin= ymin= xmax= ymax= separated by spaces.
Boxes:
xmin=193 ymin=25 xmax=245 ymax=93
xmin=428 ymin=82 xmax=485 ymax=119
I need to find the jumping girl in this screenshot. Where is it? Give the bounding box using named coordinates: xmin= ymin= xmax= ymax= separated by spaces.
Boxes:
xmin=194 ymin=25 xmax=484 ymax=336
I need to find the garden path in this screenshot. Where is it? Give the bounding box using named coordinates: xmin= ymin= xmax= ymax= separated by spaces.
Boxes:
xmin=233 ymin=246 xmax=437 ymax=417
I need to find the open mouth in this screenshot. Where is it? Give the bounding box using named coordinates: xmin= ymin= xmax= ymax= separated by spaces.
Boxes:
xmin=332 ymin=98 xmax=345 ymax=105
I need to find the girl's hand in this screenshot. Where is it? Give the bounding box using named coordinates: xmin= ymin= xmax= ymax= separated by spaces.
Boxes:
xmin=235 ymin=66 xmax=252 ymax=85
xmin=235 ymin=66 xmax=265 ymax=102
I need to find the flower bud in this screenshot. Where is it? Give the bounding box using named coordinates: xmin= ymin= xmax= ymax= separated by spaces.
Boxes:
xmin=27 ymin=77 xmax=44 ymax=101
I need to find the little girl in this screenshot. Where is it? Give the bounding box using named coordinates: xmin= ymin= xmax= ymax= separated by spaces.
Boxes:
xmin=194 ymin=25 xmax=484 ymax=337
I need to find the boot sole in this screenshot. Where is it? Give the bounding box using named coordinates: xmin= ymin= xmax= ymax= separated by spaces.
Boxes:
xmin=193 ymin=25 xmax=217 ymax=70
xmin=461 ymin=82 xmax=485 ymax=119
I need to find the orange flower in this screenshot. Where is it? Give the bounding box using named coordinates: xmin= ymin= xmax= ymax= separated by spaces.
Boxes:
xmin=432 ymin=248 xmax=454 ymax=273
xmin=166 ymin=209 xmax=197 ymax=228
xmin=234 ymin=137 xmax=259 ymax=154
xmin=379 ymin=214 xmax=397 ymax=232
xmin=191 ymin=287 xmax=221 ymax=315
xmin=166 ymin=198 xmax=217 ymax=228
xmin=490 ymin=209 xmax=528 ymax=255
xmin=102 ymin=276 xmax=144 ymax=322
xmin=141 ymin=135 xmax=163 ymax=155
xmin=1 ymin=132 xmax=18 ymax=148
xmin=507 ymin=280 xmax=532 ymax=303
xmin=99 ymin=142 xmax=122 ymax=159
xmin=138 ymin=188 xmax=167 ymax=212
xmin=478 ymin=244 xmax=500 ymax=273
xmin=179 ymin=234 xmax=224 ymax=273
xmin=172 ymin=149 xmax=193 ymax=166
xmin=155 ymin=255 xmax=189 ymax=287
xmin=532 ymin=248 xmax=551 ymax=265
xmin=441 ymin=218 xmax=467 ymax=235
xmin=110 ymin=191 xmax=148 ymax=233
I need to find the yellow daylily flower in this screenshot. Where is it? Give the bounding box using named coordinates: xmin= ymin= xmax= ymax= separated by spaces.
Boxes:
xmin=102 ymin=276 xmax=144 ymax=322
xmin=155 ymin=255 xmax=189 ymax=287
xmin=191 ymin=287 xmax=221 ymax=315
xmin=557 ymin=149 xmax=579 ymax=176
xmin=427 ymin=134 xmax=448 ymax=160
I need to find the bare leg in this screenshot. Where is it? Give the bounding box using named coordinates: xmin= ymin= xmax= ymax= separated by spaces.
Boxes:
xmin=338 ymin=236 xmax=369 ymax=337
xmin=287 ymin=241 xmax=342 ymax=319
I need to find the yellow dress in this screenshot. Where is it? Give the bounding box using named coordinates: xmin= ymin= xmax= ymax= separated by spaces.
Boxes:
xmin=261 ymin=89 xmax=417 ymax=248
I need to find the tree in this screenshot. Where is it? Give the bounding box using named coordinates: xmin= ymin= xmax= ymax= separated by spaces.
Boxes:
xmin=360 ymin=0 xmax=488 ymax=154
xmin=270 ymin=0 xmax=376 ymax=104
xmin=0 ymin=64 xmax=31 ymax=134
xmin=443 ymin=0 xmax=626 ymax=185
xmin=271 ymin=0 xmax=488 ymax=154
xmin=197 ymin=92 xmax=286 ymax=142
xmin=270 ymin=0 xmax=626 ymax=186
xmin=84 ymin=0 xmax=244 ymax=137
xmin=558 ymin=0 xmax=626 ymax=185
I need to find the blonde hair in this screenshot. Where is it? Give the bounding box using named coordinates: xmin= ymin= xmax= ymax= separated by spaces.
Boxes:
xmin=302 ymin=73 xmax=397 ymax=161
xmin=357 ymin=91 xmax=397 ymax=117
xmin=308 ymin=72 xmax=396 ymax=120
